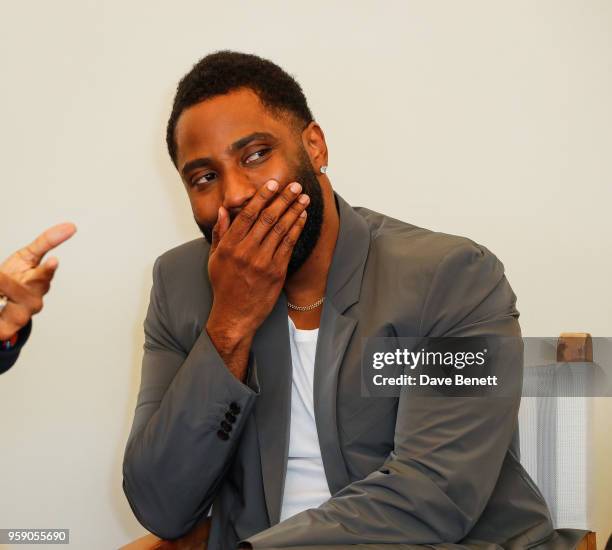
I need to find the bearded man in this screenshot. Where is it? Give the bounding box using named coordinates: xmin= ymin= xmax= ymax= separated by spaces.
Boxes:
xmin=123 ymin=51 xmax=582 ymax=550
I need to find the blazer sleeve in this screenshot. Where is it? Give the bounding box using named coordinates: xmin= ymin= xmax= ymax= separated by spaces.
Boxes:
xmin=0 ymin=320 xmax=32 ymax=375
xmin=123 ymin=256 xmax=261 ymax=540
xmin=241 ymin=241 xmax=523 ymax=547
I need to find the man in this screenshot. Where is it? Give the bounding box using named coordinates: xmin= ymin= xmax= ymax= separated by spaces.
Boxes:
xmin=0 ymin=223 xmax=76 ymax=374
xmin=123 ymin=51 xmax=582 ymax=549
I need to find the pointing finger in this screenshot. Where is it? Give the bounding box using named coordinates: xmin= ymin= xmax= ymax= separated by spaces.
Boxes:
xmin=16 ymin=222 xmax=77 ymax=266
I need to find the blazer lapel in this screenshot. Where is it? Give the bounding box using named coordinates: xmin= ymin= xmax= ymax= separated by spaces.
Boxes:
xmin=314 ymin=192 xmax=371 ymax=495
xmin=313 ymin=301 xmax=356 ymax=494
xmin=252 ymin=191 xmax=371 ymax=523
xmin=251 ymin=291 xmax=292 ymax=526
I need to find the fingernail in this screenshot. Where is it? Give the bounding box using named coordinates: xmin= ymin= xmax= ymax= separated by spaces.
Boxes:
xmin=290 ymin=182 xmax=302 ymax=193
xmin=48 ymin=225 xmax=73 ymax=243
xmin=300 ymin=210 xmax=307 ymax=217
xmin=267 ymin=180 xmax=278 ymax=191
xmin=299 ymin=194 xmax=310 ymax=204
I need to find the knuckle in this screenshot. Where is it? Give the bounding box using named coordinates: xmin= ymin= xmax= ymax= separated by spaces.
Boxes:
xmin=283 ymin=234 xmax=297 ymax=248
xmin=268 ymin=266 xmax=283 ymax=282
xmin=238 ymin=208 xmax=256 ymax=223
xmin=14 ymin=310 xmax=29 ymax=326
xmin=19 ymin=246 xmax=36 ymax=263
xmin=233 ymin=250 xmax=249 ymax=268
xmin=216 ymin=245 xmax=229 ymax=259
xmin=32 ymin=297 xmax=43 ymax=313
xmin=259 ymin=210 xmax=277 ymax=226
xmin=252 ymin=260 xmax=267 ymax=275
xmin=21 ymin=309 xmax=31 ymax=324
xmin=272 ymin=221 xmax=286 ymax=236
xmin=257 ymin=187 xmax=271 ymax=201
xmin=278 ymin=193 xmax=292 ymax=205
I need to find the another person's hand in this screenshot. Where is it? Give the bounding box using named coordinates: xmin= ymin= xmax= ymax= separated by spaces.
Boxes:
xmin=0 ymin=222 xmax=76 ymax=340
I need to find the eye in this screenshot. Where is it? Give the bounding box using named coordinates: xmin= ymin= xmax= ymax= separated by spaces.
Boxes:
xmin=191 ymin=172 xmax=216 ymax=188
xmin=244 ymin=147 xmax=271 ymax=164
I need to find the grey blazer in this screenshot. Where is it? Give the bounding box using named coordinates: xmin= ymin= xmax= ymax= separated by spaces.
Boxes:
xmin=123 ymin=192 xmax=584 ymax=550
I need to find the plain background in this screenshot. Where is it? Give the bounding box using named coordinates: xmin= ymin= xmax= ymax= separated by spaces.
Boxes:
xmin=0 ymin=1 xmax=610 ymax=548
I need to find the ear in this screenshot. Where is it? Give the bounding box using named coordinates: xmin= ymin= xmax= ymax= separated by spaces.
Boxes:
xmin=301 ymin=121 xmax=328 ymax=173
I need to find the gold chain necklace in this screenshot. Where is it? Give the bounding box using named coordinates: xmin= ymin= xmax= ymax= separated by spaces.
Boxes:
xmin=287 ymin=297 xmax=325 ymax=311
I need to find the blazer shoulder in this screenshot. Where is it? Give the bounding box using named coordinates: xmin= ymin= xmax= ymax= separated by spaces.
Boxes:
xmin=154 ymin=238 xmax=210 ymax=278
xmin=150 ymin=238 xmax=213 ymax=320
xmin=354 ymin=205 xmax=500 ymax=271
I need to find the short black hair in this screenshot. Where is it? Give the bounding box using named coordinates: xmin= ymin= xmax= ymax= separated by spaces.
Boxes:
xmin=166 ymin=50 xmax=315 ymax=167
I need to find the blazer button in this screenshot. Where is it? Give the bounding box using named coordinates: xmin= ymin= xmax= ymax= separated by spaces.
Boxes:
xmin=229 ymin=402 xmax=241 ymax=415
xmin=221 ymin=420 xmax=233 ymax=432
xmin=225 ymin=412 xmax=237 ymax=423
xmin=217 ymin=429 xmax=229 ymax=441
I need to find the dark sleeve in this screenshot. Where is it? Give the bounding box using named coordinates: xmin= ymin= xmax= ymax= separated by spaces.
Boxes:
xmin=122 ymin=257 xmax=260 ymax=540
xmin=242 ymin=242 xmax=523 ymax=548
xmin=0 ymin=320 xmax=32 ymax=375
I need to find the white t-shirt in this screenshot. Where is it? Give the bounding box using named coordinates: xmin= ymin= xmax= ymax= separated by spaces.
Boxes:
xmin=279 ymin=315 xmax=332 ymax=522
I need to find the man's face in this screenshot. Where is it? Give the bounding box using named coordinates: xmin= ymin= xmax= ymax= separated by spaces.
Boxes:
xmin=173 ymin=88 xmax=324 ymax=276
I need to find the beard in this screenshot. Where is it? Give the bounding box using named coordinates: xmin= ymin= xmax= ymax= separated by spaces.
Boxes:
xmin=197 ymin=146 xmax=324 ymax=278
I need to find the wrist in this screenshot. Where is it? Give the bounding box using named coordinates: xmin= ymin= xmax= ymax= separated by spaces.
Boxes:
xmin=205 ymin=315 xmax=254 ymax=382
xmin=1 ymin=332 xmax=19 ymax=350
xmin=206 ymin=324 xmax=251 ymax=353
xmin=205 ymin=317 xmax=253 ymax=354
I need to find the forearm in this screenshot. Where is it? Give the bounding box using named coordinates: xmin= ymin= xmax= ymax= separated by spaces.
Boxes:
xmin=123 ymin=329 xmax=259 ymax=540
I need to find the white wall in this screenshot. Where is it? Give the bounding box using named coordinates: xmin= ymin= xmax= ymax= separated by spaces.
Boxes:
xmin=0 ymin=1 xmax=610 ymax=548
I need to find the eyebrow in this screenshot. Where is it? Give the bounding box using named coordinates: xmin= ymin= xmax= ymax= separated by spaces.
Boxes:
xmin=181 ymin=131 xmax=278 ymax=177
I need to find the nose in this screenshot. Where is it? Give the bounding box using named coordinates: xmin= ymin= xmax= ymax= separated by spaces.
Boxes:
xmin=222 ymin=169 xmax=258 ymax=217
